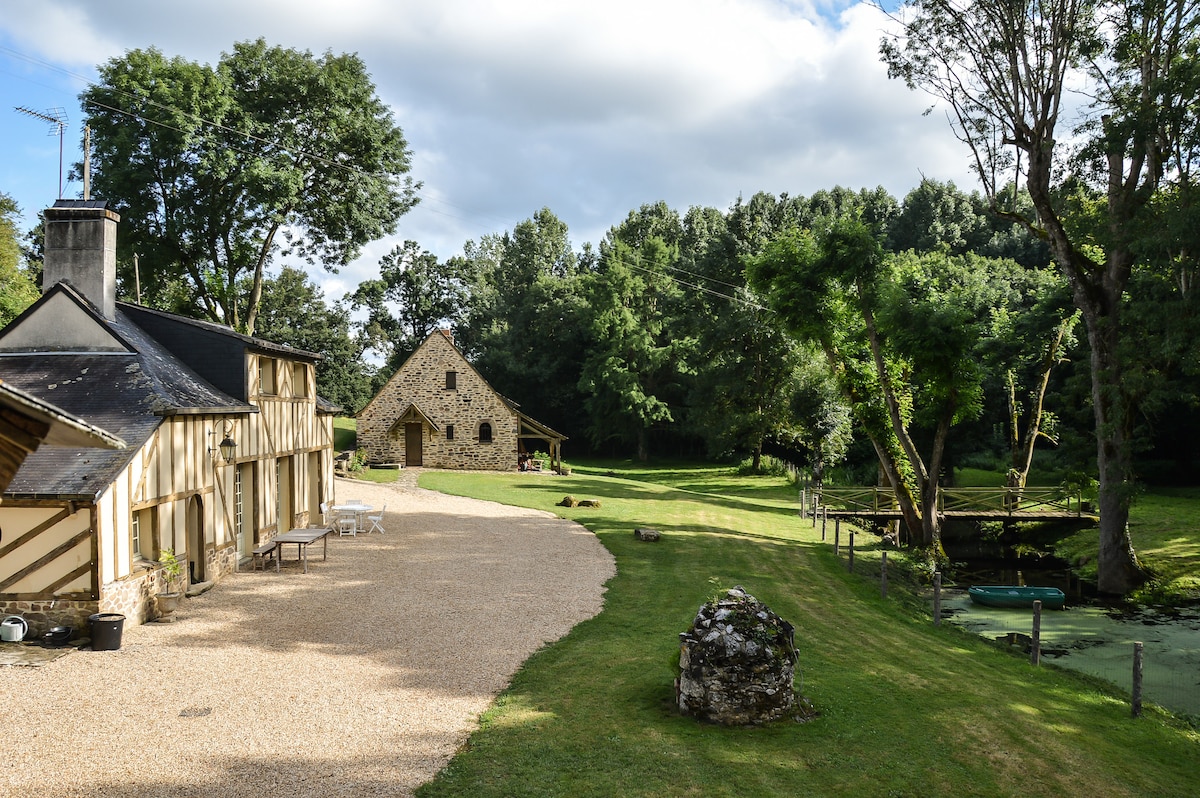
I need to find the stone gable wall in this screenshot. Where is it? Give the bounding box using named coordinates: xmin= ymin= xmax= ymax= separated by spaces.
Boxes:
xmin=358 ymin=333 xmax=519 ymax=471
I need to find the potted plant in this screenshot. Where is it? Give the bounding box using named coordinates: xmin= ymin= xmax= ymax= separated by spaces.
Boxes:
xmin=154 ymin=548 xmax=185 ymax=619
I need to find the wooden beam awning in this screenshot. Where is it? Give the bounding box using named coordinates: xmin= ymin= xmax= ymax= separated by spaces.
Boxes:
xmin=387 ymin=403 xmax=439 ymax=436
xmin=517 ymin=413 xmax=567 ymax=444
xmin=517 ymin=412 xmax=567 ymax=472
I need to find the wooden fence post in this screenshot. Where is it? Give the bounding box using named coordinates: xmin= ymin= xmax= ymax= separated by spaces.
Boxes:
xmin=1132 ymin=642 xmax=1144 ymax=718
xmin=933 ymin=572 xmax=942 ymax=627
xmin=1030 ymin=601 xmax=1042 ymax=666
xmin=800 ymin=489 xmax=807 ymax=519
xmin=881 ymin=551 xmax=888 ymax=599
xmin=848 ymin=532 xmax=855 ymax=573
xmin=821 ymin=508 xmax=827 ymax=541
xmin=834 ymin=519 xmax=840 ymax=557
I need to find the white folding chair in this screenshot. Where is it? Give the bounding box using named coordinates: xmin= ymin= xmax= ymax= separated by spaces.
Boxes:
xmin=320 ymin=502 xmax=334 ymax=532
xmin=337 ymin=514 xmax=357 ymax=537
xmin=366 ymin=504 xmax=386 ymax=534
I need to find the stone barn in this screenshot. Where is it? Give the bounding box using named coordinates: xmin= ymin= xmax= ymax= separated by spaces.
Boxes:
xmin=357 ymin=329 xmax=565 ymax=471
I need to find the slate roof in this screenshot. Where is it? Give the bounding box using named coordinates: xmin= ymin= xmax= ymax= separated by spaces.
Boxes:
xmin=0 ymin=287 xmax=256 ymax=500
xmin=0 ymin=381 xmax=126 ymax=449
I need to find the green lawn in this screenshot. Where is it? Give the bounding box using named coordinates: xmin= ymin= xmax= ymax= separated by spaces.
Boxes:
xmin=1055 ymin=487 xmax=1200 ymax=603
xmin=415 ymin=464 xmax=1200 ymax=798
xmin=331 ymin=416 xmax=398 ymax=483
xmin=333 ymin=415 xmax=356 ymax=452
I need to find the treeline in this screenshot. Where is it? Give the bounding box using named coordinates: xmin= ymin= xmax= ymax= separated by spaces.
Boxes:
xmin=4 ymin=179 xmax=1196 ymax=486
xmin=288 ymin=179 xmax=1197 ymax=487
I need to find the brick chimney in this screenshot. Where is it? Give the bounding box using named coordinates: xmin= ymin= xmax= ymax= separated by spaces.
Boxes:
xmin=42 ymin=200 xmax=120 ymax=320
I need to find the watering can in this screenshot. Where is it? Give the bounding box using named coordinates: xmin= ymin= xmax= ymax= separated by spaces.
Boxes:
xmin=1 ymin=615 xmax=28 ymax=642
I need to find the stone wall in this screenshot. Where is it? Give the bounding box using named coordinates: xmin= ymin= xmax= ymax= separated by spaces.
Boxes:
xmin=0 ymin=598 xmax=99 ymax=640
xmin=359 ymin=331 xmax=520 ymax=471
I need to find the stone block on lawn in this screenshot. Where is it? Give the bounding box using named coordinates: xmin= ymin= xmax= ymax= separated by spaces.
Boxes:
xmin=634 ymin=527 xmax=661 ymax=542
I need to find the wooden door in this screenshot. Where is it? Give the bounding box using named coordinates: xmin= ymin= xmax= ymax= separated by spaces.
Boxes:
xmin=405 ymin=423 xmax=423 ymax=466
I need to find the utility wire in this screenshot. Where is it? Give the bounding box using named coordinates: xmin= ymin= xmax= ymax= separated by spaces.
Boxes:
xmin=0 ymin=42 xmax=520 ymax=232
xmin=3 ymin=43 xmax=774 ymax=313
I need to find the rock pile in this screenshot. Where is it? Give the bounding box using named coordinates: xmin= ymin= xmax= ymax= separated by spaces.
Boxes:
xmin=676 ymin=586 xmax=803 ymax=725
xmin=557 ymin=496 xmax=602 ymax=508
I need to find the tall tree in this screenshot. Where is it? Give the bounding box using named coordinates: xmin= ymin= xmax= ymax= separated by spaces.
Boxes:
xmin=880 ymin=0 xmax=1200 ymax=593
xmin=0 ymin=193 xmax=40 ymax=326
xmin=461 ymin=209 xmax=590 ymax=436
xmin=686 ymin=197 xmax=816 ymax=468
xmin=254 ymin=267 xmax=373 ymax=412
xmin=82 ymin=39 xmax=418 ymax=335
xmin=350 ymin=241 xmax=469 ymax=370
xmin=580 ymin=233 xmax=692 ymax=460
xmin=750 ymin=217 xmax=1053 ymax=547
xmin=889 ymin=178 xmax=989 ymax=254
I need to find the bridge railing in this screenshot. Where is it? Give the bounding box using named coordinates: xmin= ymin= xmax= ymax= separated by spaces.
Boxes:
xmin=814 ymin=487 xmax=898 ymax=513
xmin=938 ymin=487 xmax=1081 ymax=515
xmin=813 ymin=486 xmax=1084 ymax=517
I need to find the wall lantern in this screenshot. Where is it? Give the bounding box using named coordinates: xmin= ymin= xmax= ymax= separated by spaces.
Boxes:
xmin=209 ymin=425 xmax=237 ymax=462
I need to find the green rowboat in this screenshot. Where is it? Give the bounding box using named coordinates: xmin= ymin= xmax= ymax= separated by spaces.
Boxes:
xmin=967 ymin=585 xmax=1066 ymax=610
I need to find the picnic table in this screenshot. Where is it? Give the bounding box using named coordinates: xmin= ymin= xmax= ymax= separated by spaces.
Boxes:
xmin=273 ymin=527 xmax=333 ymax=573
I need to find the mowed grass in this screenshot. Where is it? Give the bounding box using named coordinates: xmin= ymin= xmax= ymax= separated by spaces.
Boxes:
xmin=1052 ymin=487 xmax=1200 ymax=603
xmin=1129 ymin=488 xmax=1200 ymax=600
xmin=415 ymin=464 xmax=1200 ymax=798
xmin=332 ymin=416 xmax=398 ymax=483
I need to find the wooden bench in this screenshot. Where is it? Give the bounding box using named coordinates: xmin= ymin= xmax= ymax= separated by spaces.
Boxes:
xmin=251 ymin=541 xmax=277 ymax=571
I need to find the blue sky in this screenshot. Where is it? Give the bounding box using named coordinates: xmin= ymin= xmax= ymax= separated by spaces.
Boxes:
xmin=0 ymin=0 xmax=971 ymax=300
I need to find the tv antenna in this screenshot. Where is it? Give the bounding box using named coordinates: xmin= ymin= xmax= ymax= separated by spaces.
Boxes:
xmin=15 ymin=105 xmax=69 ymax=198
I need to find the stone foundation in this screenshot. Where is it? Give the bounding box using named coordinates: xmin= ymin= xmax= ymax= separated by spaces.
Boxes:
xmin=0 ymin=544 xmax=240 ymax=640
xmin=0 ymin=598 xmax=98 ymax=641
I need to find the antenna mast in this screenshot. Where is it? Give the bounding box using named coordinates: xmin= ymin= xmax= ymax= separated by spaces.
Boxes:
xmin=14 ymin=105 xmax=69 ymax=199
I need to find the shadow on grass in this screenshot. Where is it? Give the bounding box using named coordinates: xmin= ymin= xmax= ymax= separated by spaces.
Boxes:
xmin=507 ymin=474 xmax=803 ymax=521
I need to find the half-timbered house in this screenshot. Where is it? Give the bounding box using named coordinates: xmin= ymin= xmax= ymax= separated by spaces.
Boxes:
xmin=0 ymin=200 xmax=337 ymax=636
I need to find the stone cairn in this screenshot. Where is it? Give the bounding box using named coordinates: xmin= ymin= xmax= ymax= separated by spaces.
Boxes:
xmin=676 ymin=586 xmax=806 ymax=725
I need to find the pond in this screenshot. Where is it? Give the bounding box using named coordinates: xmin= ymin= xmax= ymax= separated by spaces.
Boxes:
xmin=942 ymin=590 xmax=1200 ymax=717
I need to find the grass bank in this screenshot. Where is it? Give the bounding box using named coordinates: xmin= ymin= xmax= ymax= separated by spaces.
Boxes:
xmin=1055 ymin=487 xmax=1200 ymax=604
xmin=415 ymin=463 xmax=1200 ymax=798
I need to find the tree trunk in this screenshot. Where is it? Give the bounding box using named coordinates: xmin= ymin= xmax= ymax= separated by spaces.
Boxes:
xmin=1085 ymin=298 xmax=1143 ymax=594
xmin=1007 ymin=319 xmax=1067 ymax=494
xmin=1026 ymin=139 xmax=1144 ymax=595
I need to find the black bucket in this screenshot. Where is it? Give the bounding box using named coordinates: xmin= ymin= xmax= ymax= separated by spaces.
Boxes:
xmin=89 ymin=613 xmax=125 ymax=651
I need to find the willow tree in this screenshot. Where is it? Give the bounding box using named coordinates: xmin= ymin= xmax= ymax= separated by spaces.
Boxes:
xmin=82 ymin=39 xmax=418 ymax=335
xmin=880 ymin=0 xmax=1199 ymax=594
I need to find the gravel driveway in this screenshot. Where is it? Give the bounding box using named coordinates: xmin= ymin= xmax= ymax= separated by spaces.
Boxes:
xmin=0 ymin=474 xmax=615 ymax=797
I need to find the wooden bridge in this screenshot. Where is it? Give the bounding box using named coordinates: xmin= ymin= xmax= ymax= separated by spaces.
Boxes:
xmin=806 ymin=486 xmax=1096 ymax=524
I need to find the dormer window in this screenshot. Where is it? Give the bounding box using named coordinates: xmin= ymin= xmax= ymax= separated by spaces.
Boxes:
xmin=446 ymin=370 xmax=457 ymax=390
xmin=259 ymin=357 xmax=277 ymax=396
xmin=292 ymin=362 xmax=309 ymax=398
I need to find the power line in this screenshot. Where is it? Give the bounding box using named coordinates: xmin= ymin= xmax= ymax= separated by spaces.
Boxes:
xmin=615 ymin=256 xmax=772 ymax=312
xmin=2 ymin=43 xmax=775 ymax=314
xmin=0 ymin=42 xmax=522 ymax=234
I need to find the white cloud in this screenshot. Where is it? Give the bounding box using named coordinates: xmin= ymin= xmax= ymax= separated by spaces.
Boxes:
xmin=0 ymin=0 xmax=977 ymax=282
